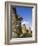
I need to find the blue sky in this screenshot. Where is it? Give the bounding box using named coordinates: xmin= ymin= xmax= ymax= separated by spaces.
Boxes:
xmin=16 ymin=7 xmax=32 ymax=27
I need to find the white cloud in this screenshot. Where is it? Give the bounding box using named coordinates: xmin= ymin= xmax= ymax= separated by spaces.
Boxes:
xmin=21 ymin=21 xmax=30 ymax=26
xmin=21 ymin=21 xmax=32 ymax=30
